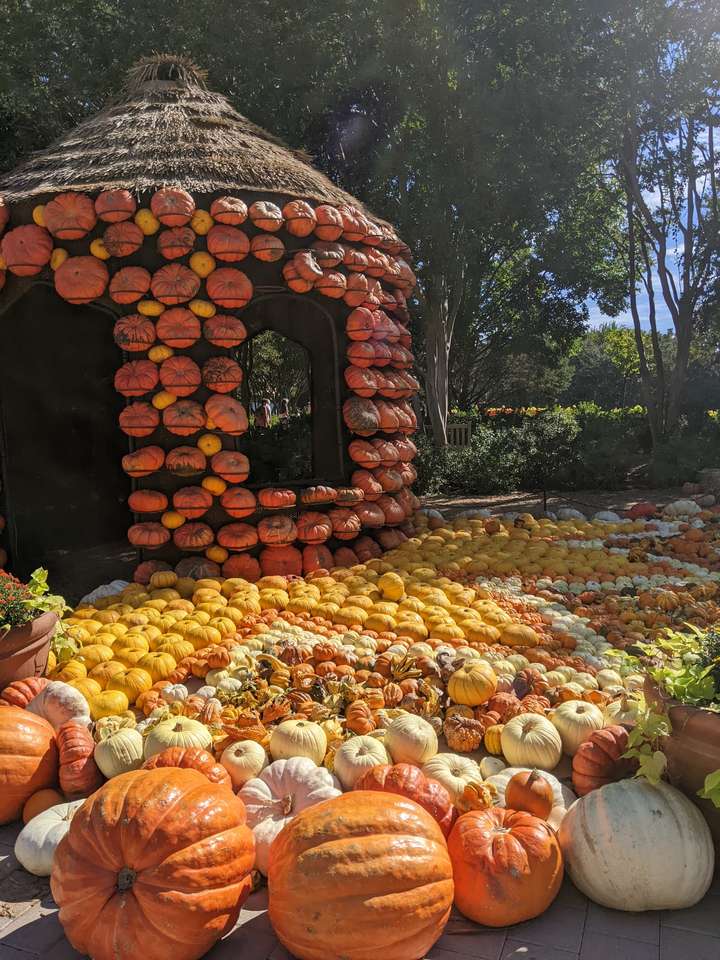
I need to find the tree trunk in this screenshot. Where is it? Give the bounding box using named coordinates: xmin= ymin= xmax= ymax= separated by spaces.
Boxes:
xmin=425 ymin=296 xmax=451 ymax=447
xmin=666 ymin=308 xmax=692 ymax=431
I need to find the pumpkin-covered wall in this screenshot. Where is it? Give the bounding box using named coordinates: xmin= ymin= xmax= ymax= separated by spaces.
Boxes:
xmin=0 ymin=58 xmax=419 ymax=584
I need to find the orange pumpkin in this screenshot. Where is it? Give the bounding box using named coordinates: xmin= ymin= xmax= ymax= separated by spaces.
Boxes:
xmin=156 ymin=307 xmax=201 ymax=348
xmin=302 ymin=544 xmax=333 ymax=573
xmin=448 ymin=808 xmax=563 ymax=926
xmin=571 ymin=725 xmax=634 ymax=797
xmin=151 ymin=187 xmax=196 ymax=226
xmin=210 ymin=196 xmax=248 ymax=225
xmin=157 ymin=226 xmax=196 ymax=260
xmin=109 ymin=267 xmax=152 ymax=304
xmin=346 ymin=306 xmax=375 ymax=340
xmin=119 ymin=401 xmax=160 ymax=438
xmin=205 ymin=267 xmax=252 ymax=308
xmin=315 ymin=270 xmax=346 ymax=298
xmin=128 ymin=489 xmax=168 ymax=514
xmin=283 ymin=200 xmax=317 ymax=237
xmin=258 ymin=515 xmax=297 ymax=546
xmin=222 ymin=553 xmax=261 ymax=581
xmin=151 ymin=264 xmax=200 ymax=304
xmin=162 ymin=399 xmax=206 ymax=436
xmin=113 ymin=314 xmax=156 ymax=352
xmin=103 ymin=221 xmax=144 ymax=257
xmin=296 ymin=512 xmax=332 ymax=544
xmin=259 ymin=545 xmax=302 ymax=577
xmin=44 ymin=192 xmax=97 ymax=239
xmin=354 ymin=764 xmax=455 ymax=837
xmin=173 ymin=486 xmax=213 ymax=519
xmin=1 ymin=224 xmax=53 ymax=275
xmin=351 ymin=469 xmax=383 ymax=501
xmin=311 ymin=240 xmax=344 ymax=267
xmin=51 ymin=769 xmax=254 ymax=960
xmin=57 ymin=721 xmax=104 ymax=798
xmin=0 ymin=707 xmax=58 ymax=824
xmin=217 ymin=522 xmax=258 ymax=551
xmin=314 ymin=204 xmax=344 ymax=240
xmin=211 ymin=450 xmax=250 ymax=483
xmin=55 ymin=255 xmax=109 ymax=303
xmin=220 ymin=486 xmax=257 ymax=519
xmin=206 ymin=224 xmax=250 ymax=262
xmin=250 ymin=234 xmax=284 ymax=261
xmin=159 ymin=355 xmax=201 ymax=397
xmin=204 ymin=394 xmax=248 ymax=435
xmin=114 ymin=359 xmax=159 ymax=397
xmin=248 ymin=200 xmax=283 ymax=231
xmin=122 ymin=446 xmax=165 ymax=478
xmin=300 ymin=485 xmax=337 ymax=505
xmin=142 ymin=747 xmax=231 ymax=787
xmin=505 ymin=769 xmax=554 ymax=820
xmin=165 ymin=446 xmax=206 ymax=477
xmin=173 ymin=522 xmax=214 ymax=551
xmin=127 ymin=522 xmax=171 ymax=549
xmin=268 ymin=792 xmax=453 ymax=960
xmin=202 ymin=356 xmax=243 ymax=394
xmin=258 ymin=488 xmax=296 ymax=510
xmin=95 ymin=189 xmax=136 ymax=223
xmin=329 ymin=508 xmax=362 ymax=541
xmin=0 ymin=677 xmax=49 ymax=708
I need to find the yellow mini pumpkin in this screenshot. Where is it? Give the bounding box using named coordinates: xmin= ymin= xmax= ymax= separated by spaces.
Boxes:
xmin=89 ymin=689 xmax=130 ymax=720
xmin=107 ymin=667 xmax=154 ymax=704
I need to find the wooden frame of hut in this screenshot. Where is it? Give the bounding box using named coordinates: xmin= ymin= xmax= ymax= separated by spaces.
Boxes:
xmin=0 ymin=56 xmax=419 ymax=588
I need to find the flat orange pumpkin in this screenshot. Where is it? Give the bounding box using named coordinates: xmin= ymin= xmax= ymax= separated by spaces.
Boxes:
xmin=51 ymin=768 xmax=254 ymax=960
xmin=268 ymin=791 xmax=453 ymax=960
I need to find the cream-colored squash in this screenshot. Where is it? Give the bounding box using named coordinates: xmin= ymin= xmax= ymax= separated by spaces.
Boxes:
xmin=94 ymin=727 xmax=144 ymax=778
xmin=333 ymin=736 xmax=389 ymax=790
xmin=500 ymin=714 xmax=562 ymax=770
xmin=220 ymin=740 xmax=268 ymax=789
xmin=422 ymin=753 xmax=481 ymax=803
xmin=269 ymin=719 xmax=327 ymax=765
xmin=385 ymin=714 xmax=438 ymax=764
xmin=143 ymin=717 xmax=212 ymax=760
xmin=14 ymin=800 xmax=84 ymax=876
xmin=549 ymin=701 xmax=604 ymax=756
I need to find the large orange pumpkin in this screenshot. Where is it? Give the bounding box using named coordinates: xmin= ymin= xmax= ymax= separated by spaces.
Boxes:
xmin=302 ymin=544 xmax=334 ymax=573
xmin=113 ymin=314 xmax=156 ymax=352
xmin=259 ymin=545 xmax=302 ymax=577
xmin=0 ymin=706 xmax=58 ymax=824
xmin=1 ymin=224 xmax=52 ymax=275
xmin=44 ymin=192 xmax=97 ymax=239
xmin=0 ymin=677 xmax=49 ymax=709
xmin=119 ymin=401 xmax=160 ymax=437
xmin=128 ymin=489 xmax=168 ymax=514
xmin=151 ymin=264 xmax=200 ymax=304
xmin=447 ymin=807 xmax=563 ymax=926
xmin=156 ymin=307 xmax=201 ymax=348
xmin=220 ymin=486 xmax=257 ymax=519
xmin=159 ymin=355 xmax=201 ymax=397
xmin=210 ymin=196 xmax=247 ymax=225
xmin=173 ymin=486 xmax=213 ymax=519
xmin=203 ymin=313 xmax=247 ymax=348
xmin=207 ymin=224 xmax=250 ymax=262
xmin=142 ymin=747 xmax=231 ymax=788
xmin=151 ymin=187 xmax=196 ymax=226
xmin=268 ymin=791 xmax=453 ymax=960
xmin=354 ymin=764 xmax=455 ymax=837
xmin=211 ymin=450 xmax=250 ymax=483
xmin=222 ymin=553 xmax=261 ymax=581
xmin=166 ymin=446 xmax=206 ymax=477
xmin=163 ymin=399 xmax=206 ymax=436
xmin=54 ymin=255 xmax=109 ymax=303
xmin=95 ymin=189 xmax=136 ymax=223
xmin=217 ymin=522 xmax=258 ymax=552
xmin=122 ymin=446 xmax=165 ymax=478
xmin=205 ymin=267 xmax=252 ymax=308
xmin=103 ymin=221 xmax=144 ymax=257
xmin=51 ymin=768 xmax=254 ymax=960
xmin=296 ymin=512 xmax=332 ymax=544
xmin=173 ymin=522 xmax=214 ymax=552
xmin=202 ymin=356 xmax=243 ymax=394
xmin=205 ymin=395 xmax=248 ymax=435
xmin=114 ymin=359 xmax=159 ymax=397
xmin=109 ymin=266 xmax=152 ymax=305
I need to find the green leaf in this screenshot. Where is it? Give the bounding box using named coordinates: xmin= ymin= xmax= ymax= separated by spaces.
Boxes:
xmin=698 ymin=770 xmax=720 ymax=809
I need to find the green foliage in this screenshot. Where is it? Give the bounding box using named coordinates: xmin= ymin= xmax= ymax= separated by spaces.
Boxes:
xmin=623 ymin=707 xmax=671 ymax=784
xmin=0 ymin=568 xmax=68 ymax=630
xmin=698 ymin=770 xmax=720 ymax=809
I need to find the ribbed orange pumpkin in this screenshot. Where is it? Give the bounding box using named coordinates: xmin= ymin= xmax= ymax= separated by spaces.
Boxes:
xmin=302 ymin=544 xmax=333 ymax=573
xmin=344 ymin=273 xmax=370 ymax=307
xmin=109 ymin=267 xmax=152 ymax=304
xmin=1 ymin=224 xmax=52 ymax=275
xmin=333 ymin=546 xmax=359 ymax=567
xmin=355 ymin=502 xmax=385 ymax=528
xmin=165 ymin=446 xmax=207 ymax=477
xmin=142 ymin=747 xmax=231 ymax=787
xmin=571 ymin=725 xmax=634 ymax=797
xmin=328 ymin=508 xmax=362 ymax=541
xmin=103 ymin=221 xmax=144 ymax=257
xmin=300 ymin=485 xmax=337 ymax=505
xmin=258 ymin=515 xmax=297 ymax=546
xmin=122 ymin=446 xmax=165 ymax=478
xmin=57 ymin=720 xmax=104 ymax=798
xmin=311 ymin=241 xmax=344 ymax=267
xmin=348 ymin=439 xmax=382 ymax=469
xmin=157 ymin=226 xmax=195 ymax=260
xmin=259 ymin=545 xmax=302 ymax=577
xmin=283 ymin=200 xmax=317 ymax=237
xmin=351 ymin=469 xmax=383 ymax=501
xmin=354 ymin=764 xmax=455 ymax=837
xmin=296 ymin=512 xmax=332 ymax=544
xmin=207 ymin=224 xmax=250 ymax=262
xmin=50 ymin=769 xmax=254 ymax=960
xmin=113 ymin=314 xmax=156 ymax=351
xmin=315 ymin=270 xmax=346 ymax=298
xmin=0 ymin=677 xmax=49 ymax=709
xmin=335 ymin=487 xmax=364 ymax=506
xmin=202 ymin=314 xmax=247 ymax=348
xmin=346 ymin=341 xmax=376 ymax=368
xmin=173 ymin=486 xmax=213 ymax=519
xmin=248 ymin=200 xmax=283 ymax=231
xmin=268 ymin=792 xmax=453 ymax=960
xmin=343 ymin=397 xmax=380 ymax=435
xmin=159 ymin=355 xmax=201 ymax=397
xmin=156 ymin=307 xmax=201 ymax=348
xmin=128 ymin=490 xmax=168 ymax=514
xmin=44 ymin=192 xmax=97 ymax=239
xmin=151 ymin=264 xmax=200 ymax=304
xmin=210 ymin=196 xmax=248 ymax=225
xmin=211 ymin=450 xmax=250 ymax=483
xmin=202 ymin=356 xmax=243 ymax=394
xmin=206 ymin=267 xmax=252 ymax=308
xmin=222 ymin=553 xmax=261 ymax=580
xmin=128 ymin=522 xmax=171 ymax=548
xmin=95 ymin=189 xmax=136 ymax=222
xmin=119 ymin=401 xmax=159 ymax=437
xmin=114 ymin=360 xmax=159 ymax=397
xmin=55 ymin=256 xmax=109 ymax=303
xmin=220 ymin=486 xmax=257 ymax=518
xmin=448 ymin=808 xmax=563 ymax=927
xmin=151 ymin=187 xmax=196 ymax=226
xmin=0 ymin=707 xmax=58 ymax=824
xmin=162 ymin=399 xmax=206 ymax=436
xmin=173 ymin=522 xmax=214 ymax=551
xmin=204 ymin=395 xmax=248 ymax=435
xmin=374 ymin=467 xmax=403 ymax=492
xmin=217 ymin=523 xmax=258 ymax=551
xmin=314 ymin=204 xmax=344 ymax=240
xmin=345 ymin=366 xmax=378 ymax=397
xmin=258 ymin=488 xmax=296 ymax=510
xmin=250 ymin=234 xmax=284 ymax=261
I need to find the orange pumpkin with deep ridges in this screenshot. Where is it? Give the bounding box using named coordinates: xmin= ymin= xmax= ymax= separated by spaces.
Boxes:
xmin=447 ymin=807 xmax=563 ymax=926
xmin=51 ymin=768 xmax=254 ymax=960
xmin=0 ymin=707 xmax=58 ymax=824
xmin=142 ymin=747 xmax=232 ymax=788
xmin=268 ymin=791 xmax=453 ymax=960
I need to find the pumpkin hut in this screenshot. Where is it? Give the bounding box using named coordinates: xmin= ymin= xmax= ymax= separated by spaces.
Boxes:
xmin=0 ymin=55 xmax=419 ymax=589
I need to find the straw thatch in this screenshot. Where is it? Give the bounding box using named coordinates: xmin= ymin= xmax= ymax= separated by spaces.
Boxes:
xmin=0 ymin=55 xmax=385 ymax=224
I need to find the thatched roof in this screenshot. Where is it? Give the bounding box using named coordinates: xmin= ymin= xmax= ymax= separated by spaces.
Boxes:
xmin=0 ymin=55 xmax=385 ymax=225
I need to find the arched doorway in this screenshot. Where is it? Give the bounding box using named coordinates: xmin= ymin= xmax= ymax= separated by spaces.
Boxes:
xmin=0 ymin=284 xmax=133 ymax=594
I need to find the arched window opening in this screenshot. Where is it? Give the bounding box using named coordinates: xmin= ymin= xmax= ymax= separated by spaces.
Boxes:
xmin=238 ymin=330 xmax=313 ymax=485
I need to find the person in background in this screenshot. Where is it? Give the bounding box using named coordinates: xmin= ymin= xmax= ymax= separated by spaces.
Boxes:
xmin=255 ymin=397 xmax=272 ymax=428
xmin=279 ymin=397 xmax=290 ymax=424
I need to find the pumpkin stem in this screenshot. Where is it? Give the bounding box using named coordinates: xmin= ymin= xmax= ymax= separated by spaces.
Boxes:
xmin=528 ymin=769 xmax=540 ymax=786
xmin=117 ymin=867 xmax=137 ymax=891
xmin=281 ymin=793 xmax=293 ymax=816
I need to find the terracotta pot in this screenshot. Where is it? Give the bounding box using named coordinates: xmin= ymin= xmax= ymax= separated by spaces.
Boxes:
xmin=0 ymin=611 xmax=57 ymax=687
xmin=645 ymin=676 xmax=720 ymax=849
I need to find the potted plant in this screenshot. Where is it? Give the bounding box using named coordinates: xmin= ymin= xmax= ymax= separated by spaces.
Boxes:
xmin=0 ymin=568 xmax=68 ymax=686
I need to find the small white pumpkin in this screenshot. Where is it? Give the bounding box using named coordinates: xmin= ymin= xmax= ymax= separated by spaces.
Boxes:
xmin=239 ymin=757 xmax=341 ymax=874
xmin=479 ymin=756 xmax=507 ymax=779
xmin=161 ymin=683 xmax=188 ymax=703
xmin=421 ymin=753 xmax=481 ymax=803
xmin=216 ymin=677 xmax=245 ymax=696
xmin=384 ymin=714 xmax=438 ymax=765
xmin=559 ymin=779 xmax=714 ymax=910
xmin=194 ymin=685 xmax=217 ymax=700
xmin=333 ymin=736 xmax=390 ymax=790
xmin=486 ymin=765 xmax=576 ymax=830
xmin=94 ymin=727 xmax=144 ymax=778
xmin=269 ymin=719 xmax=327 ymax=765
xmin=220 ymin=740 xmax=268 ymax=789
xmin=143 ymin=717 xmax=213 ymax=760
xmin=602 ymin=694 xmax=643 ymax=727
xmin=26 ymin=681 xmax=90 ymax=730
xmin=595 ymin=668 xmax=622 ymax=689
xmin=15 ymin=800 xmax=84 ymax=876
xmin=500 ymin=714 xmax=562 ymax=770
xmin=549 ymin=701 xmax=604 ymax=756
xmin=205 ymin=668 xmax=230 ymax=686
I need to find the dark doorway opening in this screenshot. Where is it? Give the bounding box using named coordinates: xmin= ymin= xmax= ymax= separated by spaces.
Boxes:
xmin=0 ymin=284 xmax=133 ymax=598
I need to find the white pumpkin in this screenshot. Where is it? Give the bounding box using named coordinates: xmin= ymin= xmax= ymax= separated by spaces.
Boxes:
xmin=479 ymin=756 xmax=507 ymax=779
xmin=333 ymin=736 xmax=389 ymax=790
xmin=385 ymin=714 xmax=438 ymax=765
xmin=486 ymin=766 xmax=577 ymax=831
xmin=194 ymin=685 xmax=217 ymax=700
xmin=94 ymin=727 xmax=144 ymax=778
xmin=239 ymin=757 xmax=341 ymax=874
xmin=602 ymin=694 xmax=643 ymax=727
xmin=216 ymin=677 xmax=245 ymax=696
xmin=500 ymin=714 xmax=562 ymax=770
xmin=220 ymin=740 xmax=268 ymax=789
xmin=549 ymin=701 xmax=604 ymax=756
xmin=421 ymin=754 xmax=481 ymax=803
xmin=269 ymin=719 xmax=327 ymax=765
xmin=15 ymin=800 xmax=84 ymax=876
xmin=143 ymin=717 xmax=213 ymax=760
xmin=595 ymin=669 xmax=622 ymax=689
xmin=161 ymin=684 xmax=188 ymax=703
xmin=26 ymin=681 xmax=90 ymax=730
xmin=559 ymin=780 xmax=714 ymax=910
xmin=205 ymin=668 xmax=230 ymax=686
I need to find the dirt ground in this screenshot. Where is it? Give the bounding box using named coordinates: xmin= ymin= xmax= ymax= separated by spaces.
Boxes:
xmin=422 ymin=485 xmax=689 ymax=518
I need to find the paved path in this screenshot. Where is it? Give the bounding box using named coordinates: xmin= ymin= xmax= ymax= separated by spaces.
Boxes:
xmin=1 ymin=821 xmax=718 ymax=960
